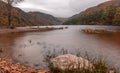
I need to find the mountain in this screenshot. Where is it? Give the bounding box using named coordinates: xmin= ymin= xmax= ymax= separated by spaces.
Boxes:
xmin=57 ymin=18 xmax=68 ymax=24
xmin=79 ymin=1 xmax=119 ymax=15
xmin=0 ymin=1 xmax=61 ymax=27
xmin=63 ymin=1 xmax=120 ymax=25
xmin=28 ymin=12 xmax=61 ymax=25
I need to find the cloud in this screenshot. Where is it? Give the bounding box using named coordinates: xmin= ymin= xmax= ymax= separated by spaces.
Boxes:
xmin=16 ymin=0 xmax=109 ymax=18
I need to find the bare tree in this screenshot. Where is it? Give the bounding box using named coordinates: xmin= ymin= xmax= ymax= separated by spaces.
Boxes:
xmin=1 ymin=0 xmax=24 ymax=29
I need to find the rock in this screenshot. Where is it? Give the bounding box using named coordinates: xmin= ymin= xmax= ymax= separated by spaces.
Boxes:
xmin=65 ymin=27 xmax=68 ymax=29
xmin=51 ymin=54 xmax=93 ymax=70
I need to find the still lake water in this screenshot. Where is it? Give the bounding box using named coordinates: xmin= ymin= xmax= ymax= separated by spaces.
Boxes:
xmin=0 ymin=25 xmax=120 ymax=70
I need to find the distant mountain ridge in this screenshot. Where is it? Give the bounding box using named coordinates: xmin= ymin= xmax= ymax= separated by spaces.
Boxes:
xmin=0 ymin=1 xmax=61 ymax=27
xmin=64 ymin=0 xmax=120 ymax=25
xmin=28 ymin=12 xmax=60 ymax=25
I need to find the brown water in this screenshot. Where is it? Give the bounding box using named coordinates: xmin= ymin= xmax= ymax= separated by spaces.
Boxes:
xmin=0 ymin=25 xmax=120 ymax=71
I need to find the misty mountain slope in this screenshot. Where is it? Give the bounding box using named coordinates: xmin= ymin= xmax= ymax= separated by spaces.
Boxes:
xmin=0 ymin=1 xmax=61 ymax=27
xmin=63 ymin=1 xmax=120 ymax=25
xmin=28 ymin=12 xmax=60 ymax=25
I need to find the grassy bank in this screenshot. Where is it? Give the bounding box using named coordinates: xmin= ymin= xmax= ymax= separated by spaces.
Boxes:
xmin=82 ymin=28 xmax=120 ymax=34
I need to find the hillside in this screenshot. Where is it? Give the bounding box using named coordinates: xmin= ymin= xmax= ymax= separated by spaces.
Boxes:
xmin=0 ymin=1 xmax=61 ymax=27
xmin=28 ymin=12 xmax=61 ymax=25
xmin=63 ymin=1 xmax=120 ymax=25
xmin=57 ymin=18 xmax=68 ymax=24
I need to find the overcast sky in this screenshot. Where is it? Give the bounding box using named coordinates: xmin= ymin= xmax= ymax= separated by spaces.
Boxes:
xmin=16 ymin=0 xmax=109 ymax=18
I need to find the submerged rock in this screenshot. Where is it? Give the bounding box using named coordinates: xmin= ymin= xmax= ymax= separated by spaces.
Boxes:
xmin=51 ymin=54 xmax=94 ymax=70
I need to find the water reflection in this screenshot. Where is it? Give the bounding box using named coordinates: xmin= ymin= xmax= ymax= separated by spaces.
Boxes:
xmin=0 ymin=25 xmax=120 ymax=70
xmin=0 ymin=33 xmax=24 ymax=58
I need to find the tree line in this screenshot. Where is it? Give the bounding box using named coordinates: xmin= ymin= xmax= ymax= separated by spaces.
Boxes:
xmin=63 ymin=6 xmax=120 ymax=26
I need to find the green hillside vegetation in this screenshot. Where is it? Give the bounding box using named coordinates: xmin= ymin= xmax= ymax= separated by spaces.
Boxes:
xmin=63 ymin=6 xmax=120 ymax=25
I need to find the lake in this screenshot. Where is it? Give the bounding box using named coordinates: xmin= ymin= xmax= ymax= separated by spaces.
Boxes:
xmin=0 ymin=25 xmax=120 ymax=70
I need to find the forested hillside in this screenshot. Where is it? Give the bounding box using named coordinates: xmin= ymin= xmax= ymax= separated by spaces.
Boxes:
xmin=0 ymin=1 xmax=60 ymax=27
xmin=63 ymin=1 xmax=120 ymax=25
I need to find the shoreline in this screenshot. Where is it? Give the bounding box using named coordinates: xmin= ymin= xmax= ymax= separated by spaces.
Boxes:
xmin=0 ymin=58 xmax=49 ymax=73
xmin=0 ymin=26 xmax=67 ymax=34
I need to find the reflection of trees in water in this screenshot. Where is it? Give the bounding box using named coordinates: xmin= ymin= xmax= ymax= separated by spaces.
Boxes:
xmin=0 ymin=33 xmax=24 ymax=59
xmin=97 ymin=33 xmax=120 ymax=46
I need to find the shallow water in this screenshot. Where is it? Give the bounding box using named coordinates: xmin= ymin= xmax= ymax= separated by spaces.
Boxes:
xmin=0 ymin=25 xmax=120 ymax=70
